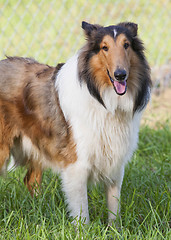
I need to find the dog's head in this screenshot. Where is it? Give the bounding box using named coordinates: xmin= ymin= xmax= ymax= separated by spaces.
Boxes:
xmin=79 ymin=21 xmax=151 ymax=112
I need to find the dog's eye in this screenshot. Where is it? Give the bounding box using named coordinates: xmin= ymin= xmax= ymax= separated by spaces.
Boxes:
xmin=124 ymin=42 xmax=129 ymax=49
xmin=102 ymin=46 xmax=108 ymax=51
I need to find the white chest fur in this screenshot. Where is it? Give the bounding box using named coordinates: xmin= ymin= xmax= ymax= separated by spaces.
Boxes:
xmin=56 ymin=55 xmax=142 ymax=183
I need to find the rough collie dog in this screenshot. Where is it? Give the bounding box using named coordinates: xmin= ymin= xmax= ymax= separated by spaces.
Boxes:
xmin=0 ymin=21 xmax=151 ymax=224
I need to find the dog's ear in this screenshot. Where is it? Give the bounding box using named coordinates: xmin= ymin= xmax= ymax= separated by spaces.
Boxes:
xmin=82 ymin=21 xmax=102 ymax=38
xmin=118 ymin=22 xmax=138 ymax=37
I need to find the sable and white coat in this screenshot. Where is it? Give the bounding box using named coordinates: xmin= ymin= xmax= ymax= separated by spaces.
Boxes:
xmin=0 ymin=21 xmax=151 ymax=224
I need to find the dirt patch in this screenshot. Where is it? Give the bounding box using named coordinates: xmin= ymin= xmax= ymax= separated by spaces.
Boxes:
xmin=141 ymin=63 xmax=171 ymax=128
xmin=142 ymin=88 xmax=171 ymax=127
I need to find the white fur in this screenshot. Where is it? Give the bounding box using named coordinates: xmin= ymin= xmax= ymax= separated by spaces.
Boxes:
xmin=22 ymin=136 xmax=40 ymax=160
xmin=114 ymin=29 xmax=117 ymax=38
xmin=55 ymin=53 xmax=143 ymax=223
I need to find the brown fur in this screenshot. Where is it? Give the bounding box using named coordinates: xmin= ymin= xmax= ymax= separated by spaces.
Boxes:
xmin=0 ymin=57 xmax=76 ymax=194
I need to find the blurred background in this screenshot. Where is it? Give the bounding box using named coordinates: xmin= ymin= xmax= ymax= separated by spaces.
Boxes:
xmin=0 ymin=0 xmax=170 ymax=125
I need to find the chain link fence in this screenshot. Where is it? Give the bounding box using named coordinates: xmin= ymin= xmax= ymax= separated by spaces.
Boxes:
xmin=0 ymin=0 xmax=170 ymax=69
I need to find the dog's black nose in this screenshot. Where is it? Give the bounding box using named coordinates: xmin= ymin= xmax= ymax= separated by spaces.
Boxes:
xmin=114 ymin=69 xmax=127 ymax=81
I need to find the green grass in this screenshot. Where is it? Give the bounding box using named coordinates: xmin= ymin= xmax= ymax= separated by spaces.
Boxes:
xmin=0 ymin=0 xmax=170 ymax=66
xmin=0 ymin=123 xmax=170 ymax=239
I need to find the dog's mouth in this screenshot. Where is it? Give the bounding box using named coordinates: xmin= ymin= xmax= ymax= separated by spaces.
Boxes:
xmin=107 ymin=70 xmax=127 ymax=96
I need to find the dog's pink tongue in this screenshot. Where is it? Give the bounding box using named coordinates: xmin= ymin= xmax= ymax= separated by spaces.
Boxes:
xmin=114 ymin=80 xmax=127 ymax=95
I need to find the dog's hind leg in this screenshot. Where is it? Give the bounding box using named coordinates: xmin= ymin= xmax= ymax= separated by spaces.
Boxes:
xmin=0 ymin=114 xmax=15 ymax=174
xmin=0 ymin=144 xmax=10 ymax=175
xmin=24 ymin=161 xmax=42 ymax=197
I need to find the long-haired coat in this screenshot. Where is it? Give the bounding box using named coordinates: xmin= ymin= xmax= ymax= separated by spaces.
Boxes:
xmin=0 ymin=21 xmax=151 ymax=224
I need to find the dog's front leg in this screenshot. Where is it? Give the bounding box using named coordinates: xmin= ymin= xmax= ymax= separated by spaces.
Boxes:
xmin=106 ymin=166 xmax=125 ymax=225
xmin=61 ymin=164 xmax=89 ymax=224
xmin=106 ymin=183 xmax=121 ymax=224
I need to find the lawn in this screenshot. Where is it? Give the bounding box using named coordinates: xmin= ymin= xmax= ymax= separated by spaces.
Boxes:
xmin=0 ymin=124 xmax=170 ymax=239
